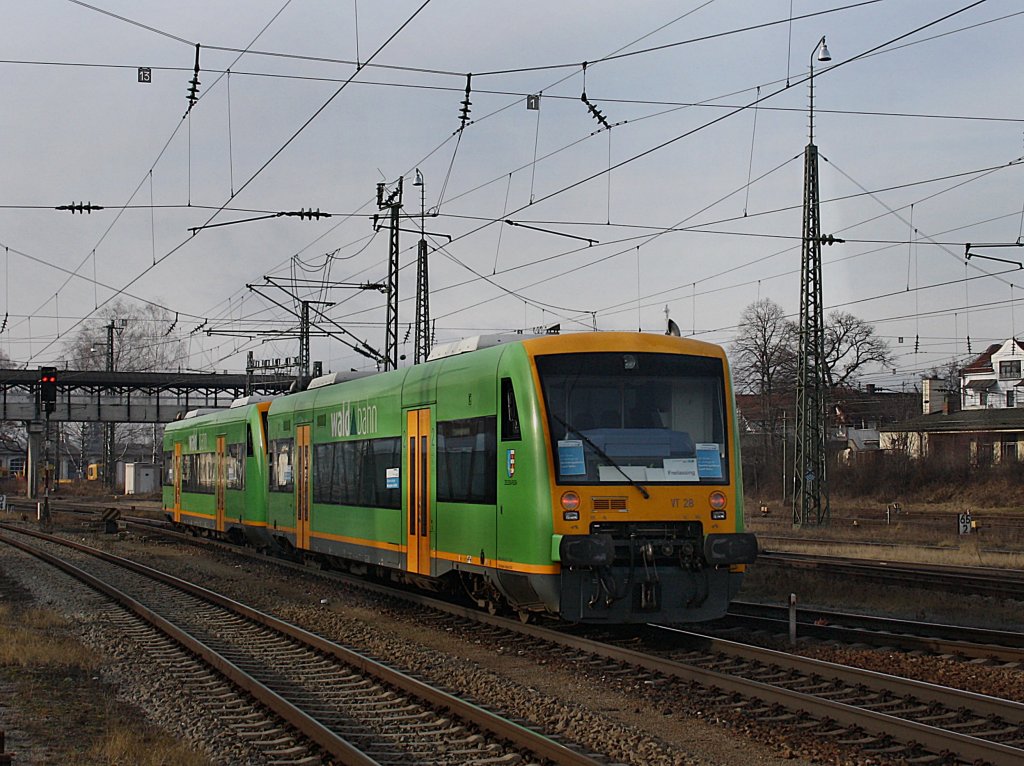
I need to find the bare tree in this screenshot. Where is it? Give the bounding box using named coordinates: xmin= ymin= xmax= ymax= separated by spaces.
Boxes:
xmin=63 ymin=299 xmax=185 ymax=372
xmin=731 ymin=300 xmax=799 ymax=497
xmin=822 ymin=311 xmax=894 ymax=389
xmin=731 ymin=299 xmax=797 ymax=400
xmin=61 ymin=300 xmax=187 ymax=471
xmin=0 ymin=348 xmax=26 ymax=454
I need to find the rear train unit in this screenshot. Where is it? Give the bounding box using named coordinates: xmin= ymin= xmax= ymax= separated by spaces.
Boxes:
xmin=163 ymin=332 xmax=757 ymax=623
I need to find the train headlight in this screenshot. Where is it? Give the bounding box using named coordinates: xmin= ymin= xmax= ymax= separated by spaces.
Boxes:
xmin=709 ymin=491 xmax=727 ymax=510
xmin=561 ymin=491 xmax=581 ymax=512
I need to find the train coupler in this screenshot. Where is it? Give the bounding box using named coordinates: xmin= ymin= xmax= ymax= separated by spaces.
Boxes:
xmin=637 ymin=580 xmax=660 ymax=611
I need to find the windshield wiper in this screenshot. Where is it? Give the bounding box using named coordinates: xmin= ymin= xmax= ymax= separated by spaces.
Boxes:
xmin=552 ymin=412 xmax=649 ymax=500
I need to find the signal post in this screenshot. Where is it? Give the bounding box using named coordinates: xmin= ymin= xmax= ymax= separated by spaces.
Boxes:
xmin=38 ymin=366 xmax=57 ymax=528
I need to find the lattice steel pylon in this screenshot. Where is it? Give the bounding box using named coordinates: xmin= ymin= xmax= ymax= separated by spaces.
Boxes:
xmin=793 ymin=141 xmax=830 ymax=527
xmin=793 ymin=41 xmax=832 ymax=527
xmin=299 ymin=300 xmax=310 ymax=383
xmin=413 ymin=170 xmax=431 ymax=364
xmin=377 ymin=178 xmax=403 ymax=371
xmin=414 ymin=238 xmax=430 ymax=364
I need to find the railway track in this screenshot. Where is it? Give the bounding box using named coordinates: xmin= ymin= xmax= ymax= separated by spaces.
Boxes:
xmin=753 ymin=508 xmax=1024 ymax=532
xmin=343 ymin=590 xmax=1024 ymax=765
xmin=17 ymin=504 xmax=1024 ymax=764
xmin=719 ymin=601 xmax=1024 ymax=661
xmin=757 ymin=549 xmax=1024 ymax=599
xmin=0 ymin=523 xmax=608 ymax=766
xmin=107 ymin=516 xmax=1024 ymax=764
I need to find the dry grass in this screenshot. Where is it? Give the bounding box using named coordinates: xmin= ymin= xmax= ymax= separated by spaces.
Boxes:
xmin=758 ymin=535 xmax=1024 ymax=568
xmin=0 ymin=600 xmax=211 ymax=765
xmin=0 ymin=604 xmax=98 ymax=669
xmin=83 ymin=725 xmax=209 ymax=766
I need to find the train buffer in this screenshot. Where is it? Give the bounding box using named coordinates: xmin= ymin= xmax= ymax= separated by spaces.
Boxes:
xmin=100 ymin=507 xmax=121 ymax=533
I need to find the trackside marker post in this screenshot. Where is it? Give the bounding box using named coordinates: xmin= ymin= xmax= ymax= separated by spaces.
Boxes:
xmin=789 ymin=593 xmax=798 ymax=646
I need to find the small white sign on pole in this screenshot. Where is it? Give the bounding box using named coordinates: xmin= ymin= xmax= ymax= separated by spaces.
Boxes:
xmin=957 ymin=512 xmax=972 ymax=535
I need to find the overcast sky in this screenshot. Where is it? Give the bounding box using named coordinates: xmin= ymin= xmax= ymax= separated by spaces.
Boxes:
xmin=1 ymin=0 xmax=1022 ymax=389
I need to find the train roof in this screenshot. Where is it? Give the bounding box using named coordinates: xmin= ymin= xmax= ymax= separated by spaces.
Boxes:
xmin=426 ymin=333 xmax=544 ymax=361
xmin=181 ymin=407 xmax=223 ymax=419
xmin=229 ymin=394 xmax=276 ymax=408
xmin=307 ymin=370 xmax=376 ymax=389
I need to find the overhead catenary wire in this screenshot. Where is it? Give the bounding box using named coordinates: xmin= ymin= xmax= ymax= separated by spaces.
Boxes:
xmin=63 ymin=0 xmax=877 ymax=80
xmin=194 ymin=1 xmax=750 ymax=347
xmin=12 ymin=0 xmax=298 ymax=354
xmin=14 ymin=0 xmax=1007 ymax=358
xmin=22 ymin=0 xmax=434 ymax=366
xmin=8 ymin=0 xmax=1011 ymax=372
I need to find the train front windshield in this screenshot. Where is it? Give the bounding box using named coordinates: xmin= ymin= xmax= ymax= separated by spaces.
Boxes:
xmin=536 ymin=351 xmax=729 ymax=485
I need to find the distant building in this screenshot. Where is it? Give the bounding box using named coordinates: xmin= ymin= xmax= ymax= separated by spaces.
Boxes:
xmin=879 ymin=406 xmax=1024 ymax=464
xmin=921 ymin=376 xmax=953 ymax=415
xmin=879 ymin=338 xmax=1024 ymax=463
xmin=960 ymin=338 xmax=1024 ymax=409
xmin=734 ymin=387 xmax=917 ymax=463
xmin=0 ymin=444 xmax=26 ymax=478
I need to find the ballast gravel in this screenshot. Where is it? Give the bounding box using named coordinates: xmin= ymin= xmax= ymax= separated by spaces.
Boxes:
xmin=4 ymin=522 xmax=1023 ymax=765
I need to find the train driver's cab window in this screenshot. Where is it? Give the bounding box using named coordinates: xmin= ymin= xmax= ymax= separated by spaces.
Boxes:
xmin=269 ymin=437 xmax=294 ymax=492
xmin=536 ymin=352 xmax=728 ymax=485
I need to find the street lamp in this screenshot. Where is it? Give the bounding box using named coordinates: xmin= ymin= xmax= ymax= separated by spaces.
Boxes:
xmin=808 ymin=36 xmax=831 ymax=146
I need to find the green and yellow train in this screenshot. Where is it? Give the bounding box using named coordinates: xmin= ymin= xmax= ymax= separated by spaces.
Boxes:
xmin=163 ymin=331 xmax=757 ymax=623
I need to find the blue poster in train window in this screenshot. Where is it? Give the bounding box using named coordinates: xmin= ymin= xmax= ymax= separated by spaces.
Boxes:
xmin=558 ymin=439 xmax=586 ymax=475
xmin=696 ymin=443 xmax=723 ymax=479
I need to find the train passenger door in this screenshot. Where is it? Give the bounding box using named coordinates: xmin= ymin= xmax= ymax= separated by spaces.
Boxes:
xmin=173 ymin=443 xmax=182 ymax=522
xmin=405 ymin=409 xmax=432 ymax=576
xmin=215 ymin=436 xmax=226 ymax=531
xmin=295 ymin=424 xmax=312 ymax=550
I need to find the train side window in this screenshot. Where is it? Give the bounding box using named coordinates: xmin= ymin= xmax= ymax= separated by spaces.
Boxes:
xmin=246 ymin=424 xmax=255 ymax=457
xmin=501 ymin=378 xmax=521 ymax=441
xmin=269 ymin=437 xmax=294 ymax=492
xmin=227 ymin=443 xmax=245 ymax=490
xmin=437 ymin=416 xmax=497 ymax=504
xmin=162 ymin=451 xmax=174 ymax=486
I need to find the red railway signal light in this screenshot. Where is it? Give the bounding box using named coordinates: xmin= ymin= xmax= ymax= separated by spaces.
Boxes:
xmin=39 ymin=366 xmax=57 ymax=413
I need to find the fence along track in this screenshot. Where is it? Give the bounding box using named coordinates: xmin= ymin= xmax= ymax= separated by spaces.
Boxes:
xmin=0 ymin=524 xmax=606 ymax=766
